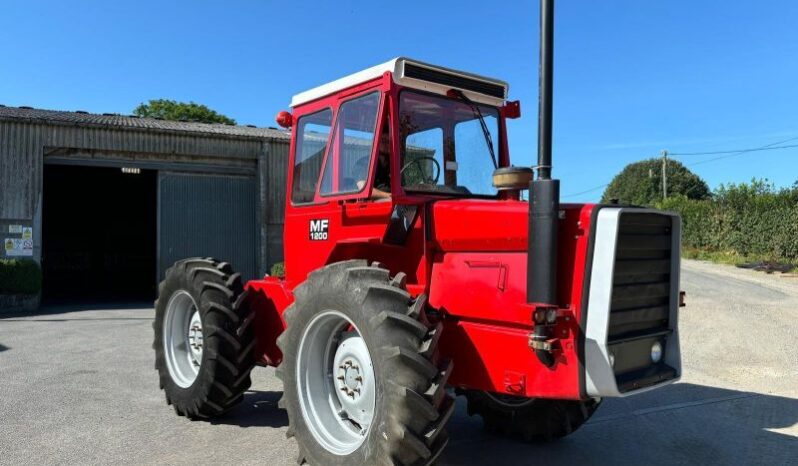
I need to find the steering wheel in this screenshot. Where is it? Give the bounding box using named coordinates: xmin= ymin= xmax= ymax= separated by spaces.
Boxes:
xmin=400 ymin=156 xmax=441 ymax=185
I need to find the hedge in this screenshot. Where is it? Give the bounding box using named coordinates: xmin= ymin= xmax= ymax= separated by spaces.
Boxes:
xmin=657 ymin=180 xmax=798 ymax=262
xmin=0 ymin=259 xmax=43 ymax=295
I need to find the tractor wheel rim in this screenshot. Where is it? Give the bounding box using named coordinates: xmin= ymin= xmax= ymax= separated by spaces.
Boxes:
xmin=164 ymin=290 xmax=202 ymax=388
xmin=296 ymin=310 xmax=376 ymax=456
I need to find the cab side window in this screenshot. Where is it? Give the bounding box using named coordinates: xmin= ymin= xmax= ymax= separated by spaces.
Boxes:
xmin=320 ymin=92 xmax=381 ymax=196
xmin=292 ymin=108 xmax=333 ymax=204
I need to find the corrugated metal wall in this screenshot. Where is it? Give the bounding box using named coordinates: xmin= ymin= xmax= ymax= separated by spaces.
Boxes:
xmin=0 ymin=120 xmax=291 ymax=277
xmin=1 ymin=121 xmax=268 ymax=220
xmin=0 ymin=121 xmax=44 ymax=220
xmin=158 ymin=172 xmax=258 ymax=280
xmin=262 ymin=140 xmax=289 ymax=269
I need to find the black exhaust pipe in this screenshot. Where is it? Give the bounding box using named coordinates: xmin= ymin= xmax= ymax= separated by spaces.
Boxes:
xmin=535 ymin=0 xmax=554 ymax=183
xmin=528 ymin=0 xmax=559 ymax=308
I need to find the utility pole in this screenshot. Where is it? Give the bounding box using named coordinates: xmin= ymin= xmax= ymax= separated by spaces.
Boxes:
xmin=661 ymin=149 xmax=668 ymax=200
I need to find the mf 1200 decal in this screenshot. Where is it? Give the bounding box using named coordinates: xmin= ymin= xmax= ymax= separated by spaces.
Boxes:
xmin=309 ymin=219 xmax=329 ymax=241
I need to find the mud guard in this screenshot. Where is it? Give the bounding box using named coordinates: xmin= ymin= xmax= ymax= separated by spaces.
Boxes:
xmin=245 ymin=277 xmax=293 ymax=367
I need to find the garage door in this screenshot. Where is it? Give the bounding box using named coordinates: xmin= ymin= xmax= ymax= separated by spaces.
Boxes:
xmin=158 ymin=172 xmax=258 ymax=281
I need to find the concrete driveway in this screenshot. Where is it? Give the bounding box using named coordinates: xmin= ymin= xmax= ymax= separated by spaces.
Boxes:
xmin=1 ymin=260 xmax=796 ymax=465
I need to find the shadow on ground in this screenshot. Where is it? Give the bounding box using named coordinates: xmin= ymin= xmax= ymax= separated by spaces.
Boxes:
xmin=0 ymin=316 xmax=153 ymax=322
xmin=212 ymin=390 xmax=289 ymax=429
xmin=195 ymin=382 xmax=797 ymax=464
xmin=0 ymin=302 xmax=153 ymax=320
xmin=0 ymin=343 xmax=9 ymax=352
xmin=441 ymin=382 xmax=798 ymax=466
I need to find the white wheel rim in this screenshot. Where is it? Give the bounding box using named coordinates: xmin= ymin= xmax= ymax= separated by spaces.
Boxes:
xmin=164 ymin=290 xmax=202 ymax=388
xmin=296 ymin=310 xmax=376 ymax=456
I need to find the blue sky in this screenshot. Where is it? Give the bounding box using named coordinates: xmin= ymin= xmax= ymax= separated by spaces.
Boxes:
xmin=2 ymin=0 xmax=797 ymax=201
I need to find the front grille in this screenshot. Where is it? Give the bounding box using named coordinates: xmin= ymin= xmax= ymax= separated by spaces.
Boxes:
xmin=608 ymin=212 xmax=676 ymax=391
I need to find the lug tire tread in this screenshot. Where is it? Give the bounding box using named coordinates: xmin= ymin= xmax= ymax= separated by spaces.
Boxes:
xmin=276 ymin=261 xmax=454 ymax=465
xmin=153 ymin=257 xmax=257 ymax=420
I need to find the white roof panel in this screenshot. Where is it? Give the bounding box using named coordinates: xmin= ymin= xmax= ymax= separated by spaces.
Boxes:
xmin=290 ymin=57 xmax=509 ymax=108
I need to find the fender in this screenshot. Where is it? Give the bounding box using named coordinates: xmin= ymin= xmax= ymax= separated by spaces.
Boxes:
xmin=246 ymin=277 xmax=293 ymax=366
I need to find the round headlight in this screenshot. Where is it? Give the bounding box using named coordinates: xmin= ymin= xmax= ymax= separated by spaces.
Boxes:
xmin=608 ymin=352 xmax=616 ymax=368
xmin=545 ymin=308 xmax=558 ymax=324
xmin=650 ymin=342 xmax=663 ymax=363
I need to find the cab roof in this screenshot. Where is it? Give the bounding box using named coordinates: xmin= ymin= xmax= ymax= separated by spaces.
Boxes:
xmin=290 ymin=57 xmax=509 ymax=108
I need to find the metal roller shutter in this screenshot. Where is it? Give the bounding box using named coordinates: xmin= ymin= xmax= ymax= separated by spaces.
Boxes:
xmin=158 ymin=172 xmax=258 ymax=281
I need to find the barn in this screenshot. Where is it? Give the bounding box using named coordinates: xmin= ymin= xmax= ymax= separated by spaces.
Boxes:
xmin=0 ymin=105 xmax=289 ymax=302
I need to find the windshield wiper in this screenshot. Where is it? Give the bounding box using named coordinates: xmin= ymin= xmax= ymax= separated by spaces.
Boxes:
xmin=448 ymin=89 xmax=498 ymax=169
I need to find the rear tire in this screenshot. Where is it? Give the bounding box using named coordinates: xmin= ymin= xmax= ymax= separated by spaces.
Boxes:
xmin=276 ymin=260 xmax=454 ymax=466
xmin=153 ymin=257 xmax=256 ymax=419
xmin=463 ymin=390 xmax=601 ymax=442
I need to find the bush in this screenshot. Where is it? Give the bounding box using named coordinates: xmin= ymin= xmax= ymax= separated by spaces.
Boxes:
xmin=270 ymin=262 xmax=285 ymax=278
xmin=0 ymin=259 xmax=42 ymax=295
xmin=602 ymin=158 xmax=710 ymax=206
xmin=657 ymin=179 xmax=798 ymax=263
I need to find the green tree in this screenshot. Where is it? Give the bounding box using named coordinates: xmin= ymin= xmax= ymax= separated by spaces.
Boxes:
xmin=133 ymin=99 xmax=236 ymax=125
xmin=601 ymin=158 xmax=710 ymax=205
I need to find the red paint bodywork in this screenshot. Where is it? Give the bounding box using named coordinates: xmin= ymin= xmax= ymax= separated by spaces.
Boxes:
xmin=245 ymin=72 xmax=598 ymax=400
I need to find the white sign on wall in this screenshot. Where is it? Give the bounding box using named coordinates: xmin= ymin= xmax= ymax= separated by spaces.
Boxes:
xmin=4 ymin=238 xmax=33 ymax=257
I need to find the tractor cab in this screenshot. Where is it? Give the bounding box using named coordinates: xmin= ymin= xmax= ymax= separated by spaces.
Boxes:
xmin=282 ymin=58 xmax=522 ymax=202
xmin=278 ymin=58 xmax=527 ymax=286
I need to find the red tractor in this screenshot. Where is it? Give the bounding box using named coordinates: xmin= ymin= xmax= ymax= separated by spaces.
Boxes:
xmin=153 ymin=3 xmax=682 ymax=464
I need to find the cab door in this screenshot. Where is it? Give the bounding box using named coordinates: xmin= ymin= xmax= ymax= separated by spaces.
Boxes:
xmin=284 ymin=90 xmax=390 ymax=286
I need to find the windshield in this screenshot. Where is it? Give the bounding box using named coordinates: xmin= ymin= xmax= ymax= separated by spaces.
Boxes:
xmin=399 ymin=91 xmax=500 ymax=196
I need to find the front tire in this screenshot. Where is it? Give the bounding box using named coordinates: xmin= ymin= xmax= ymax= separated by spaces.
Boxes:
xmin=276 ymin=260 xmax=454 ymax=466
xmin=463 ymin=390 xmax=601 ymax=442
xmin=153 ymin=257 xmax=256 ymax=419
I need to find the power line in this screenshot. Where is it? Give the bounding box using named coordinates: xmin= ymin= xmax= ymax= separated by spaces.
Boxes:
xmin=668 ymin=137 xmax=798 ymax=157
xmin=561 ymin=133 xmax=798 ymax=199
xmin=671 ymin=142 xmax=798 ymax=157
xmin=561 ymin=183 xmax=609 ymax=199
xmin=558 ymin=145 xmax=797 ymax=183
xmin=685 ymin=135 xmax=798 ymax=167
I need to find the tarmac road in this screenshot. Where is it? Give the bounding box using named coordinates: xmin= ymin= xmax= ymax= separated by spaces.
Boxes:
xmin=1 ymin=259 xmax=796 ymax=465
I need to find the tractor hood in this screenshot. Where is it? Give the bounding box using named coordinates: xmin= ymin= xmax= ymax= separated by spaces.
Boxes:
xmin=429 ymin=199 xmax=530 ymax=252
xmin=428 ymin=198 xmax=590 ymax=253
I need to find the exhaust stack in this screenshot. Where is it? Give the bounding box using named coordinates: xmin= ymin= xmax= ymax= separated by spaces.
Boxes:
xmin=528 ymin=0 xmax=560 ymax=307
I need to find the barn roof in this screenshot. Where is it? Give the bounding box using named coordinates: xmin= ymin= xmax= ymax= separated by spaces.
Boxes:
xmin=0 ymin=105 xmax=290 ymax=140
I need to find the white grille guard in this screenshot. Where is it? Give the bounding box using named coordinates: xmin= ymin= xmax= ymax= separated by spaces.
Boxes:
xmin=584 ymin=207 xmax=683 ymax=397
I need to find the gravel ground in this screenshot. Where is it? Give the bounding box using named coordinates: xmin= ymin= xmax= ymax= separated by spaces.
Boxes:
xmin=1 ymin=259 xmax=796 ymax=465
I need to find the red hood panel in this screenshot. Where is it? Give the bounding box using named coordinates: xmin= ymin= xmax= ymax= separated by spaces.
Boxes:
xmin=430 ymin=199 xmax=593 ymax=253
xmin=430 ymin=199 xmax=529 ymax=252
